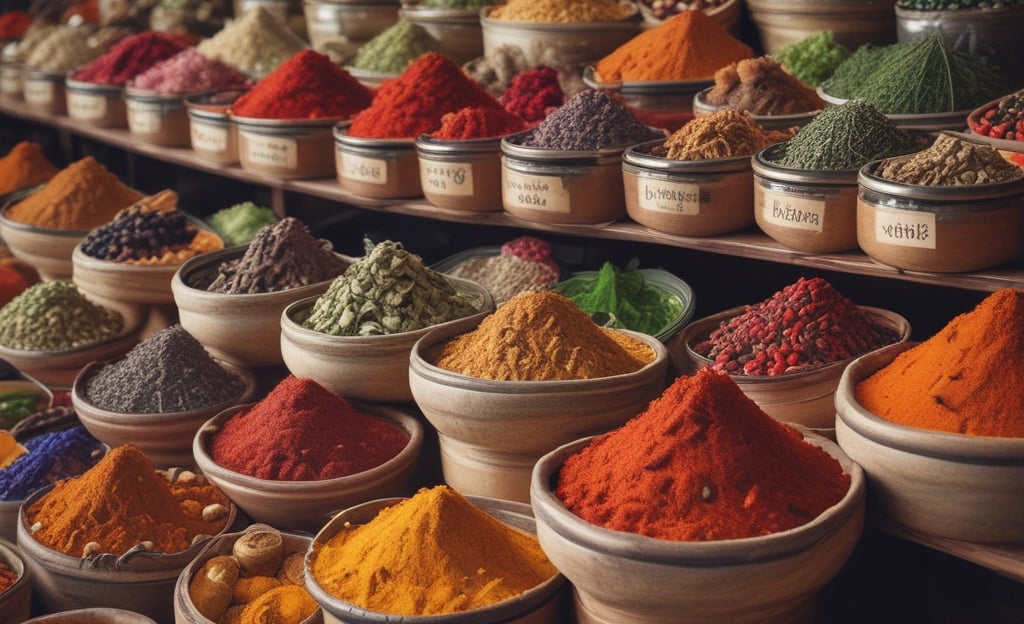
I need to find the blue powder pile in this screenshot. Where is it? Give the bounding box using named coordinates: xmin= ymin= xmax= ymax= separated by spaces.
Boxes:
xmin=0 ymin=426 xmax=105 ymax=501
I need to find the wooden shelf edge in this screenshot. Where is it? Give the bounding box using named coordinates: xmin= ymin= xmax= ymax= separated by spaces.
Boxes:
xmin=3 ymin=96 xmax=1023 ymax=293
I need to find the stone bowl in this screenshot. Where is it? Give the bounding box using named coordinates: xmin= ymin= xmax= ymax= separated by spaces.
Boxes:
xmin=530 ymin=432 xmax=865 ymax=624
xmin=408 ymin=316 xmax=670 ymax=503
xmin=835 ymin=342 xmax=1024 ymax=544
xmin=193 ymin=402 xmax=424 ymax=534
xmin=279 ymin=275 xmax=494 ymax=402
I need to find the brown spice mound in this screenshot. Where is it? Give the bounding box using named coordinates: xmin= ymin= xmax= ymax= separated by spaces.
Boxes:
xmin=704 ymin=56 xmax=824 ymax=116
xmin=653 ymin=109 xmax=793 ymax=160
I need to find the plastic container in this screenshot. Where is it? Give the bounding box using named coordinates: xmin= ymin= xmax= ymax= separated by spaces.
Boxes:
xmin=400 ymin=7 xmax=484 ymax=65
xmin=125 ymin=87 xmax=193 ymax=148
xmin=235 ymin=115 xmax=340 ymax=179
xmin=64 ymin=78 xmax=127 ymax=128
xmin=500 ymin=136 xmax=630 ymax=225
xmin=530 ymin=433 xmax=865 ymax=624
xmin=72 ymin=360 xmax=258 ymax=470
xmin=416 ymin=134 xmax=505 ymax=212
xmin=185 ymin=90 xmax=246 ymax=166
xmin=674 ymin=305 xmax=911 ymax=432
xmin=745 ymin=0 xmax=897 ymax=54
xmin=408 ymin=315 xmax=670 ymax=503
xmin=193 ymin=403 xmax=424 ymax=533
xmin=305 ymin=496 xmax=569 ymax=624
xmin=856 ymin=159 xmax=1024 ymax=273
xmin=304 ymin=0 xmax=400 ymax=50
xmin=480 ymin=5 xmax=642 ymax=67
xmin=171 ymin=245 xmax=354 ymax=368
xmin=0 ymin=537 xmax=31 ymax=624
xmin=835 ymin=343 xmax=1024 ymax=544
xmin=16 ymin=482 xmax=236 ymax=622
xmin=21 ymin=67 xmax=66 ymax=114
xmin=279 ymin=276 xmax=495 ymax=403
xmin=334 ymin=128 xmax=422 ymax=198
xmin=174 ymin=525 xmax=323 ymax=624
xmin=623 ymin=139 xmax=756 ymax=237
xmin=751 ymin=144 xmax=861 ymax=254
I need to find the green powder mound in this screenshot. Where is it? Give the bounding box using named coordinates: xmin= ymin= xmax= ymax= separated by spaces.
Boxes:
xmin=352 ymin=21 xmax=440 ymax=74
xmin=553 ymin=262 xmax=683 ymax=337
xmin=819 ymin=33 xmax=1006 ymax=114
xmin=773 ymin=31 xmax=850 ymax=88
xmin=205 ymin=202 xmax=279 ymax=246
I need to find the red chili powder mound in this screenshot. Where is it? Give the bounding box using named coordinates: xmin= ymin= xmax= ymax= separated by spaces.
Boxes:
xmin=208 ymin=376 xmax=410 ymax=481
xmin=348 ymin=52 xmax=506 ymax=139
xmin=555 ymin=368 xmax=851 ymax=541
xmin=229 ymin=49 xmax=374 ymax=120
xmin=499 ymin=66 xmax=564 ymax=123
xmin=430 ymin=106 xmax=525 ymax=140
xmin=71 ymin=31 xmax=189 ymax=85
xmin=0 ymin=10 xmax=32 ymax=39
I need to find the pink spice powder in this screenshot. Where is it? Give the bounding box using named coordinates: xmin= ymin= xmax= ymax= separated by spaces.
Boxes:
xmin=129 ymin=48 xmax=253 ymax=94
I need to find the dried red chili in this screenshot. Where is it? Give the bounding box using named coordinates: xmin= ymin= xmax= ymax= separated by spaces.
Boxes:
xmin=499 ymin=66 xmax=564 ymax=123
xmin=694 ymin=276 xmax=901 ymax=376
xmin=968 ymin=90 xmax=1024 ymax=142
xmin=229 ymin=49 xmax=374 ymax=120
xmin=71 ymin=31 xmax=189 ymax=85
xmin=347 ymin=52 xmax=506 ymax=139
xmin=430 ymin=106 xmax=525 ymax=140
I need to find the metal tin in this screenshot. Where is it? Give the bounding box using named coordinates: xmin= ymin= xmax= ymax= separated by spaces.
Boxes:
xmin=64 ymin=78 xmax=126 ymax=128
xmin=623 ymin=139 xmax=756 ymax=237
xmin=21 ymin=67 xmax=66 ymax=114
xmin=304 ymin=0 xmax=400 ymax=50
xmin=185 ymin=89 xmax=247 ymax=165
xmin=234 ymin=114 xmax=341 ymax=179
xmin=692 ymin=86 xmax=821 ymax=131
xmin=334 ymin=127 xmax=422 ymax=198
xmin=416 ymin=134 xmax=505 ymax=212
xmin=400 ymin=7 xmax=483 ymax=64
xmin=0 ymin=61 xmax=22 ymax=99
xmin=816 ymin=87 xmax=972 ymax=132
xmin=124 ymin=87 xmax=194 ymax=147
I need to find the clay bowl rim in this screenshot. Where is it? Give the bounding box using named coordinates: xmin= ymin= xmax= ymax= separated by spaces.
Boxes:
xmin=70 ymin=359 xmax=258 ymax=424
xmin=835 ymin=341 xmax=1024 ymax=458
xmin=679 ymin=304 xmax=911 ymax=386
xmin=0 ymin=315 xmax=142 ymax=362
xmin=530 ymin=429 xmax=865 ymax=565
xmin=192 ymin=401 xmax=426 ymax=493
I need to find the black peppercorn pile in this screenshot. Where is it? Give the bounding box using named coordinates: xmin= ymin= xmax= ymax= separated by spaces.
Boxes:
xmin=80 ymin=204 xmax=197 ymax=262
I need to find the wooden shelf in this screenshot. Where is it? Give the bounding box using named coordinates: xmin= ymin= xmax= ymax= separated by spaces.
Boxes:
xmin=2 ymin=95 xmax=1023 ymax=293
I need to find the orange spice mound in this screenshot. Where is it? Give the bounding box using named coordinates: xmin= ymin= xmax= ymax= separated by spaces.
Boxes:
xmin=0 ymin=141 xmax=60 ymax=196
xmin=594 ymin=10 xmax=753 ymax=82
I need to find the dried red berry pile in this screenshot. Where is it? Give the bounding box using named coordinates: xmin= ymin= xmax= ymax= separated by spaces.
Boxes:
xmin=969 ymin=90 xmax=1024 ymax=142
xmin=693 ymin=276 xmax=901 ymax=376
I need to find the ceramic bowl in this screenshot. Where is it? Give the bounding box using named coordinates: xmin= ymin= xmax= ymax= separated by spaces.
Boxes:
xmin=692 ymin=87 xmax=820 ymax=131
xmin=64 ymin=78 xmax=127 ymax=128
xmin=0 ymin=537 xmax=31 ymax=624
xmin=71 ymin=360 xmax=258 ymax=470
xmin=0 ymin=206 xmax=85 ymax=281
xmin=622 ymin=139 xmax=757 ymax=237
xmin=965 ymin=92 xmax=1024 ymax=152
xmin=171 ymin=245 xmax=354 ymax=368
xmin=745 ymin=0 xmax=896 ymax=54
xmin=400 ymin=7 xmax=483 ymax=65
xmin=480 ymin=5 xmax=642 ymax=68
xmin=0 ymin=321 xmax=143 ymax=391
xmin=174 ymin=524 xmax=323 ymax=624
xmin=834 ymin=343 xmax=1024 ymax=544
xmin=674 ymin=305 xmax=911 ymax=432
xmin=279 ymin=275 xmax=494 ymax=402
xmin=408 ymin=316 xmax=670 ymax=503
xmin=530 ymin=433 xmax=865 ymax=624
xmin=235 ymin=115 xmax=341 ymax=180
xmin=304 ymin=0 xmax=401 ymax=51
xmin=23 ymin=608 xmax=157 ymax=624
xmin=193 ymin=402 xmax=424 ymax=534
xmin=305 ymin=495 xmax=569 ymax=624
xmin=0 ymin=378 xmax=53 ymax=430
xmin=16 ymin=481 xmax=236 ymax=623
xmin=815 ymin=88 xmax=972 ymax=132
xmin=856 ymin=159 xmax=1024 ymax=273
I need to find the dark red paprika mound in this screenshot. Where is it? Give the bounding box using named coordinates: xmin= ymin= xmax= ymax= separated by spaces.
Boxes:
xmin=72 ymin=31 xmax=189 ymax=85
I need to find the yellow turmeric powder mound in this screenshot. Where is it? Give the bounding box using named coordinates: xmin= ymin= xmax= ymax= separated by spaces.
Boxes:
xmin=310 ymin=485 xmax=557 ymax=616
xmin=239 ymin=584 xmax=317 ymax=624
xmin=594 ymin=10 xmax=753 ymax=82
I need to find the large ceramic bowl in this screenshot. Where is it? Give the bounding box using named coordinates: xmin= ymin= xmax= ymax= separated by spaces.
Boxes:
xmin=530 ymin=433 xmax=865 ymax=624
xmin=835 ymin=342 xmax=1024 ymax=544
xmin=305 ymin=495 xmax=568 ymax=624
xmin=0 ymin=537 xmax=31 ymax=624
xmin=23 ymin=608 xmax=157 ymax=624
xmin=171 ymin=245 xmax=354 ymax=368
xmin=280 ymin=275 xmax=494 ymax=403
xmin=193 ymin=402 xmax=424 ymax=534
xmin=674 ymin=305 xmax=911 ymax=432
xmin=408 ymin=316 xmax=670 ymax=503
xmin=0 ymin=194 xmax=85 ymax=281
xmin=71 ymin=360 xmax=258 ymax=470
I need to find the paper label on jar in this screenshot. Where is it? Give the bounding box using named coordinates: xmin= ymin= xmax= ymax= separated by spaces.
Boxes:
xmin=503 ymin=169 xmax=570 ymax=213
xmin=68 ymin=91 xmax=107 ymax=120
xmin=636 ymin=179 xmax=703 ymax=215
xmin=191 ymin=122 xmax=228 ymax=153
xmin=128 ymin=107 xmax=162 ymax=134
xmin=760 ymin=190 xmax=824 ymax=232
xmin=872 ymin=205 xmax=936 ymax=249
xmin=420 ymin=160 xmax=474 ymax=196
xmin=23 ymin=79 xmax=54 ymax=105
xmin=0 ymin=69 xmax=19 ymax=94
xmin=339 ymin=150 xmax=388 ymax=185
xmin=242 ymin=132 xmax=297 ymax=170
